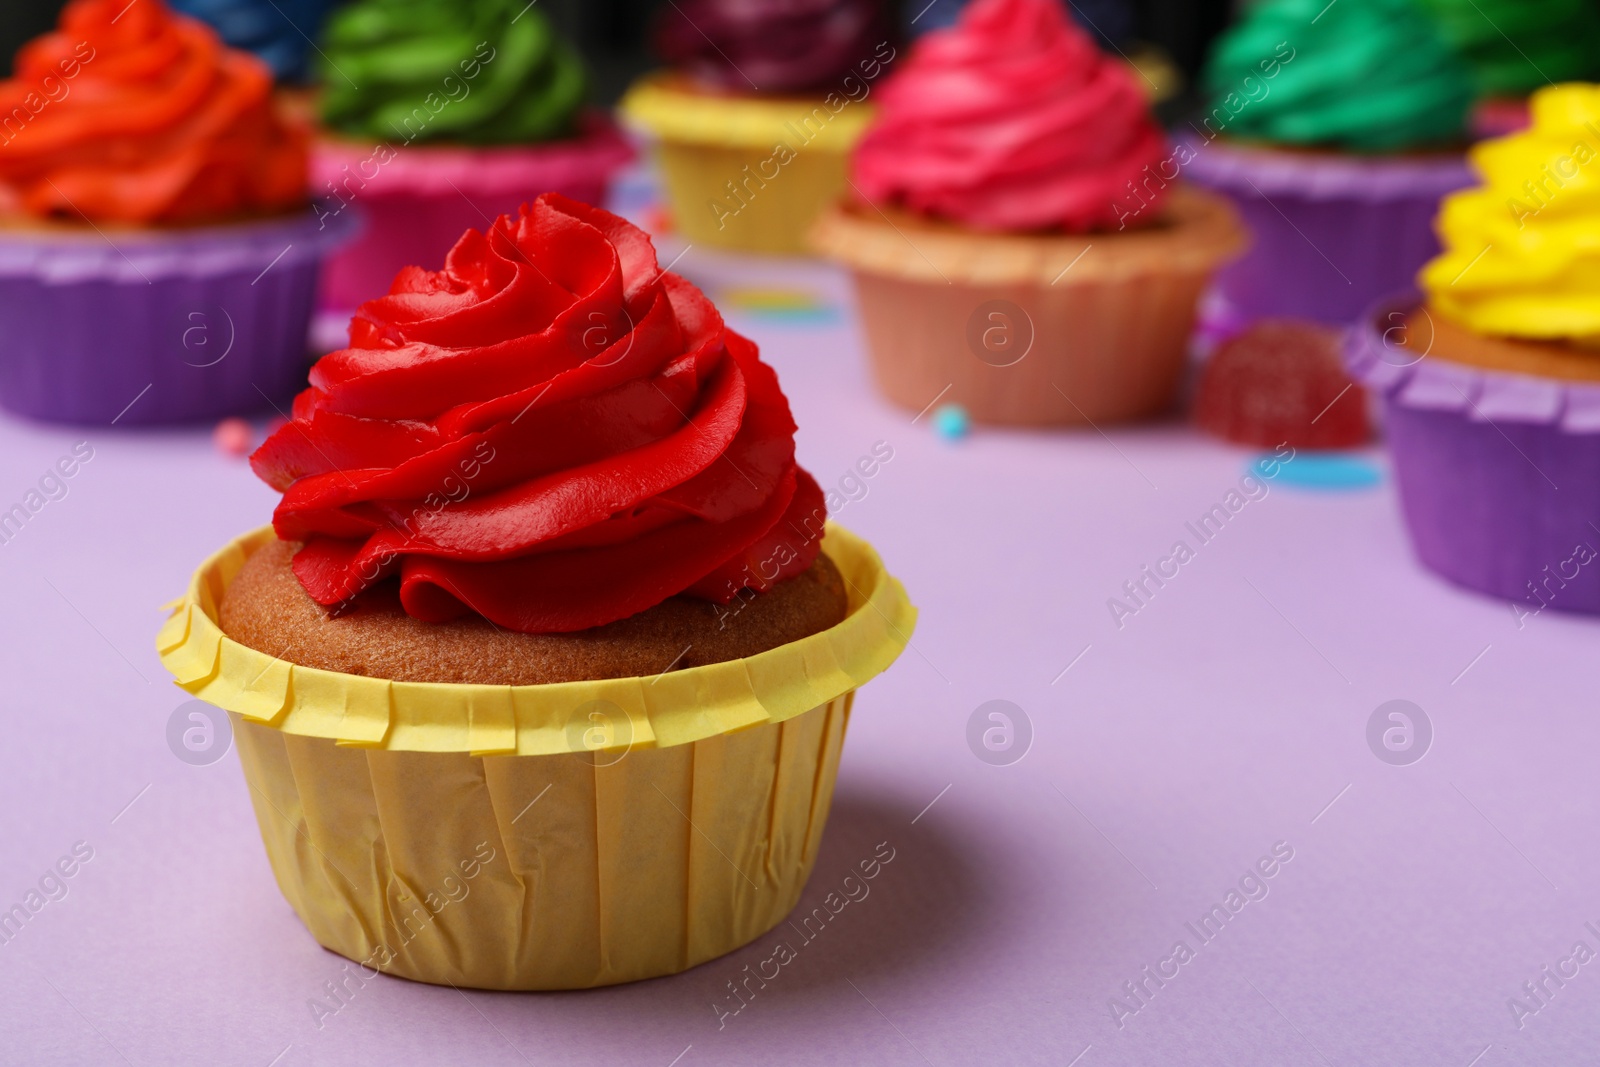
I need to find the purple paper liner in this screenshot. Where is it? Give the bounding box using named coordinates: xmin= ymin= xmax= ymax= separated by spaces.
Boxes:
xmin=0 ymin=202 xmax=360 ymax=426
xmin=1346 ymin=292 xmax=1600 ymax=616
xmin=1181 ymin=137 xmax=1472 ymax=326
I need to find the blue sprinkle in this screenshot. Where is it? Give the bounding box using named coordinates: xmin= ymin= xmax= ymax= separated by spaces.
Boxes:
xmin=1252 ymin=452 xmax=1383 ymax=491
xmin=932 ymin=404 xmax=970 ymax=440
xmin=742 ymin=307 xmax=840 ymax=326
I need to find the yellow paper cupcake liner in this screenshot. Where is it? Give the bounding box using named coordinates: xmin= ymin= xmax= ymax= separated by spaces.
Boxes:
xmin=619 ymin=71 xmax=875 ymax=150
xmin=621 ymin=72 xmax=872 ymax=254
xmin=654 ymin=140 xmax=855 ymax=253
xmin=157 ymin=522 xmax=913 ymax=756
xmin=156 ymin=524 xmax=913 ymax=990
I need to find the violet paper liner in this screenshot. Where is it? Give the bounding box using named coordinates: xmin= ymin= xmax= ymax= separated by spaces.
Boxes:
xmin=1181 ymin=137 xmax=1472 ymax=327
xmin=312 ymin=111 xmax=635 ymax=311
xmin=1346 ymin=292 xmax=1600 ymax=616
xmin=0 ymin=201 xmax=360 ymax=426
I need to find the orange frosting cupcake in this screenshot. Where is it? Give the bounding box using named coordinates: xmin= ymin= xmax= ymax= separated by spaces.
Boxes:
xmin=0 ymin=0 xmax=306 ymax=225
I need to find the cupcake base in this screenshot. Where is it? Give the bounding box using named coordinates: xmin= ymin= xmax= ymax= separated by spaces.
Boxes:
xmin=312 ymin=113 xmax=633 ymax=310
xmin=0 ymin=204 xmax=357 ymax=425
xmin=157 ymin=523 xmax=913 ymax=988
xmin=811 ymin=186 xmax=1245 ymax=426
xmin=234 ymin=694 xmax=851 ymax=989
xmin=1183 ymin=137 xmax=1472 ymax=326
xmin=622 ymin=73 xmax=873 ymax=256
xmin=1347 ymin=294 xmax=1600 ymax=615
xmin=655 ymin=138 xmax=852 ymax=254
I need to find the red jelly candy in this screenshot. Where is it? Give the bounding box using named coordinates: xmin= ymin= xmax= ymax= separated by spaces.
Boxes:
xmin=1194 ymin=319 xmax=1370 ymax=449
xmin=213 ymin=417 xmax=255 ymax=458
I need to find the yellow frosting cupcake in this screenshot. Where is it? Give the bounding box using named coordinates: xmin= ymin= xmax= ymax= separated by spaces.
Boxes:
xmin=1347 ymin=82 xmax=1600 ymax=616
xmin=1422 ymin=83 xmax=1600 ymax=342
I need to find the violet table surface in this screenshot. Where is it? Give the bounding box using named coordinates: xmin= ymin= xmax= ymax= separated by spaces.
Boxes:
xmin=1 ymin=243 xmax=1597 ymax=1067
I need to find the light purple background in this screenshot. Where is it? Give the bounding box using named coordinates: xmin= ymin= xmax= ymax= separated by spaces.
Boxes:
xmin=1 ymin=226 xmax=1597 ymax=1067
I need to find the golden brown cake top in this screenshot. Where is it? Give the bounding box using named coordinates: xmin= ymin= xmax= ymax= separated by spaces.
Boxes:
xmin=220 ymin=537 xmax=847 ymax=686
xmin=1397 ymin=308 xmax=1600 ymax=382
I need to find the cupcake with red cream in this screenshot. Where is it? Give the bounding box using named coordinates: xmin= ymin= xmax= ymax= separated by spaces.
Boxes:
xmin=620 ymin=0 xmax=894 ymax=254
xmin=811 ymin=0 xmax=1244 ymax=425
xmin=156 ymin=192 xmax=914 ymax=989
xmin=311 ymin=0 xmax=634 ymax=310
xmin=0 ymin=0 xmax=354 ymax=424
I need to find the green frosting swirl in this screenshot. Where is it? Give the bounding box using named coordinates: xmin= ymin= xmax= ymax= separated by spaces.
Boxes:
xmin=319 ymin=0 xmax=586 ymax=145
xmin=1202 ymin=0 xmax=1474 ymax=152
xmin=1419 ymin=0 xmax=1600 ymax=97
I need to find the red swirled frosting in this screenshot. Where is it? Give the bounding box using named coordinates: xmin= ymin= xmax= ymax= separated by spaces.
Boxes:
xmin=852 ymin=0 xmax=1169 ymax=232
xmin=250 ymin=194 xmax=826 ymax=633
xmin=0 ymin=0 xmax=306 ymax=224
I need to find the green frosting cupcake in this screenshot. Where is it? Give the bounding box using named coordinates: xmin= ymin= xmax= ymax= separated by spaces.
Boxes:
xmin=1419 ymin=0 xmax=1600 ymax=96
xmin=319 ymin=0 xmax=586 ymax=145
xmin=1202 ymin=0 xmax=1474 ymax=153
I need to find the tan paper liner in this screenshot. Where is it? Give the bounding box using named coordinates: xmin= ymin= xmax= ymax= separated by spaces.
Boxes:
xmin=620 ymin=72 xmax=872 ymax=254
xmin=811 ymin=186 xmax=1247 ymax=425
xmin=156 ymin=524 xmax=913 ymax=989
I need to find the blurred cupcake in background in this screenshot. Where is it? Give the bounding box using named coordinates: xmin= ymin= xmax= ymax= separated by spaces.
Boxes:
xmin=1184 ymin=0 xmax=1475 ymax=327
xmin=312 ymin=0 xmax=633 ymax=310
xmin=1418 ymin=0 xmax=1600 ymax=136
xmin=0 ymin=0 xmax=354 ymax=426
xmin=811 ymin=0 xmax=1243 ymax=426
xmin=906 ymin=0 xmax=1181 ymax=104
xmin=169 ymin=0 xmax=333 ymax=82
xmin=620 ymin=0 xmax=893 ymax=254
xmin=1347 ymin=84 xmax=1600 ymax=614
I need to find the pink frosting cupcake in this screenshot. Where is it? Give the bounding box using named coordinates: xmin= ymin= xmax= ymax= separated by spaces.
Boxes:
xmin=812 ymin=0 xmax=1244 ymax=426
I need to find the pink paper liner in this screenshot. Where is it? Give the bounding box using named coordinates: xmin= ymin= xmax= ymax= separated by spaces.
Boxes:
xmin=311 ymin=111 xmax=635 ymax=310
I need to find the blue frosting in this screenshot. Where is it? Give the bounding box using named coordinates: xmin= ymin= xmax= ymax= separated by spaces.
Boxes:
xmin=170 ymin=0 xmax=333 ymax=82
